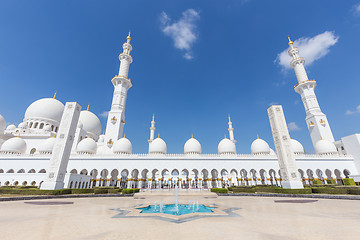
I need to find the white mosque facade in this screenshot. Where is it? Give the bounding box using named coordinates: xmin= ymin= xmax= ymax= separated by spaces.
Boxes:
xmin=0 ymin=34 xmax=360 ymax=189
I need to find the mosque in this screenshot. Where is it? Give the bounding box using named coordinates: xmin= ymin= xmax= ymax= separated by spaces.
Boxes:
xmin=0 ymin=33 xmax=359 ymax=189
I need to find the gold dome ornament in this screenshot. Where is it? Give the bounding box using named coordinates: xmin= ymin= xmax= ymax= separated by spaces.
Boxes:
xmin=127 ymin=30 xmax=131 ymax=42
xmin=288 ymin=36 xmax=293 ymax=46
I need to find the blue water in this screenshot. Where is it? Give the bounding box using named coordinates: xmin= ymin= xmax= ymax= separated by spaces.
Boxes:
xmin=138 ymin=204 xmax=216 ymax=215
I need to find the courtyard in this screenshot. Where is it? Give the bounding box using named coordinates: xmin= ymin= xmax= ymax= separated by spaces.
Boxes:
xmin=0 ymin=191 xmax=359 ymax=240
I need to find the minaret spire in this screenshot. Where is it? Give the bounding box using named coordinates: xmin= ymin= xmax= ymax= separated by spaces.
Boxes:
xmin=227 ymin=115 xmax=236 ymax=143
xmin=148 ymin=114 xmax=156 ymax=143
xmin=104 ymin=32 xmax=134 ymax=146
xmin=288 ymin=37 xmax=334 ymax=147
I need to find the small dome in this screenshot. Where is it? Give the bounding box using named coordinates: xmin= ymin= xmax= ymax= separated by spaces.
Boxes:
xmin=98 ymin=134 xmax=105 ymax=143
xmin=77 ymin=137 xmax=97 ymax=154
xmin=218 ymin=138 xmax=236 ymax=155
xmin=18 ymin=122 xmax=27 ymax=129
xmin=43 ymin=125 xmax=52 ymax=131
xmin=6 ymin=124 xmax=16 ymax=131
xmin=78 ymin=111 xmax=101 ymax=137
xmin=0 ymin=114 xmax=6 ymax=132
xmin=113 ymin=137 xmax=132 ymax=154
xmin=251 ymin=138 xmax=270 ymax=155
xmin=0 ymin=137 xmax=27 ymax=154
xmin=291 ymin=139 xmax=304 ymax=154
xmin=38 ymin=137 xmax=56 ymax=154
xmin=184 ymin=137 xmax=201 ymax=154
xmin=25 ymin=98 xmax=64 ymax=123
xmin=149 ymin=137 xmax=167 ymax=154
xmin=315 ymin=139 xmax=337 ymax=155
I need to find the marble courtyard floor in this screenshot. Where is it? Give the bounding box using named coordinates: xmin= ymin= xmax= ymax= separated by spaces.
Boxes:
xmin=0 ymin=192 xmax=360 ymax=240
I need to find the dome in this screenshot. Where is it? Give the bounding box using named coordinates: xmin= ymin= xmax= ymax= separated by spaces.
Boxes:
xmin=18 ymin=122 xmax=27 ymax=129
xmin=113 ymin=137 xmax=132 ymax=154
xmin=291 ymin=139 xmax=304 ymax=154
xmin=218 ymin=138 xmax=236 ymax=155
xmin=149 ymin=137 xmax=167 ymax=154
xmin=184 ymin=137 xmax=201 ymax=154
xmin=77 ymin=137 xmax=97 ymax=154
xmin=78 ymin=111 xmax=101 ymax=137
xmin=314 ymin=139 xmax=337 ymax=155
xmin=38 ymin=137 xmax=56 ymax=154
xmin=25 ymin=98 xmax=64 ymax=123
xmin=251 ymin=138 xmax=270 ymax=155
xmin=6 ymin=124 xmax=16 ymax=131
xmin=0 ymin=114 xmax=6 ymax=132
xmin=0 ymin=137 xmax=27 ymax=154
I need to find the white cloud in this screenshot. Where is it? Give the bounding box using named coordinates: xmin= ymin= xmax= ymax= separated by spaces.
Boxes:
xmin=346 ymin=105 xmax=360 ymax=115
xmin=160 ymin=9 xmax=200 ymax=59
xmin=276 ymin=31 xmax=339 ymax=70
xmin=353 ymin=3 xmax=360 ymax=14
xmin=287 ymin=122 xmax=301 ymax=132
xmin=99 ymin=111 xmax=109 ymax=118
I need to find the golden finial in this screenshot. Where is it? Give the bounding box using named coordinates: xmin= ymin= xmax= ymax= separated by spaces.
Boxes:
xmin=53 ymin=133 xmax=56 ymax=138
xmin=191 ymin=134 xmax=193 ymax=138
xmin=224 ymin=134 xmax=227 ymax=139
xmin=127 ymin=30 xmax=131 ymax=41
xmin=17 ymin=133 xmax=20 ymax=138
xmin=257 ymin=134 xmax=259 ymax=139
xmin=123 ymin=133 xmax=126 ymax=138
xmin=158 ymin=134 xmax=160 ymax=138
xmin=87 ymin=104 xmax=90 ymax=111
xmin=152 ymin=114 xmax=155 ymax=121
xmin=288 ymin=36 xmax=293 ymax=46
xmin=228 ymin=114 xmax=231 ymax=121
xmin=89 ymin=134 xmax=91 ymax=139
xmin=53 ymin=91 xmax=57 ymax=99
xmin=320 ymin=136 xmax=323 ymax=140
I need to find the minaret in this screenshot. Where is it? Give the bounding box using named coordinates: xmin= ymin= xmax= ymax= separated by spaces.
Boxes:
xmin=288 ymin=37 xmax=334 ymax=146
xmin=148 ymin=114 xmax=156 ymax=143
xmin=227 ymin=115 xmax=236 ymax=143
xmin=104 ymin=32 xmax=133 ymax=146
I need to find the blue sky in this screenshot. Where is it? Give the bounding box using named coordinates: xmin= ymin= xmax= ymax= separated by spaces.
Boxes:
xmin=1 ymin=0 xmax=360 ymax=154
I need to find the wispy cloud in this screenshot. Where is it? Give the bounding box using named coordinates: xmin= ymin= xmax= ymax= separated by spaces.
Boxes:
xmin=99 ymin=111 xmax=109 ymax=118
xmin=287 ymin=122 xmax=301 ymax=132
xmin=276 ymin=31 xmax=339 ymax=70
xmin=160 ymin=9 xmax=200 ymax=59
xmin=353 ymin=3 xmax=360 ymax=14
xmin=346 ymin=105 xmax=360 ymax=115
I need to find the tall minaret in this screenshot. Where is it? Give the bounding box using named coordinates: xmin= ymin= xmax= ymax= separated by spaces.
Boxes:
xmin=104 ymin=32 xmax=133 ymax=146
xmin=227 ymin=115 xmax=236 ymax=143
xmin=288 ymin=37 xmax=334 ymax=146
xmin=148 ymin=114 xmax=156 ymax=143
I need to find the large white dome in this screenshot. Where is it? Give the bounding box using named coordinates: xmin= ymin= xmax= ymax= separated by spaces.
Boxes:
xmin=77 ymin=137 xmax=97 ymax=154
xmin=79 ymin=111 xmax=101 ymax=137
xmin=291 ymin=139 xmax=304 ymax=154
xmin=38 ymin=137 xmax=56 ymax=154
xmin=314 ymin=139 xmax=337 ymax=155
xmin=0 ymin=114 xmax=6 ymax=132
xmin=113 ymin=137 xmax=132 ymax=154
xmin=251 ymin=138 xmax=270 ymax=155
xmin=149 ymin=137 xmax=167 ymax=154
xmin=184 ymin=137 xmax=201 ymax=154
xmin=0 ymin=137 xmax=27 ymax=154
xmin=25 ymin=98 xmax=64 ymax=123
xmin=218 ymin=138 xmax=236 ymax=155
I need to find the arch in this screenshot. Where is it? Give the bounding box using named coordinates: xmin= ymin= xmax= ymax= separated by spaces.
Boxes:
xmin=29 ymin=122 xmax=33 ymax=128
xmin=70 ymin=169 xmax=78 ymax=174
xmin=74 ymin=181 xmax=78 ymax=188
xmin=259 ymin=169 xmax=267 ymax=185
xmin=110 ymin=169 xmax=119 ymax=187
xmin=39 ymin=181 xmax=44 ymax=188
xmin=22 ymin=181 xmax=27 ymax=186
xmin=100 ymin=169 xmax=109 ymax=187
xmin=0 ymin=169 xmax=3 ymax=173
xmin=7 ymin=169 xmax=14 ymax=173
xmin=39 ymin=123 xmax=44 ymax=129
xmin=34 ymin=122 xmax=39 ymax=128
xmin=55 ymin=126 xmax=58 ymax=132
xmin=5 ymin=181 xmax=10 ymax=186
xmin=51 ymin=125 xmax=54 ymax=131
xmin=269 ymin=169 xmax=277 ymax=186
xmin=298 ymin=169 xmax=305 ymax=184
xmin=325 ymin=169 xmax=333 ymax=180
xmin=343 ymin=169 xmax=351 ymax=178
xmin=17 ymin=169 xmax=25 ymax=173
xmin=69 ymin=181 xmax=73 ymax=188
xmin=82 ymin=182 xmax=85 ymax=188
xmin=28 ymin=169 xmax=36 ymax=173
xmin=30 ymin=148 xmax=36 ymax=154
xmin=39 ymin=169 xmax=46 ymax=173
xmin=14 ymin=181 xmax=19 ymax=186
xmin=80 ymin=169 xmax=88 ymax=175
xmin=31 ymin=181 xmax=36 ymax=186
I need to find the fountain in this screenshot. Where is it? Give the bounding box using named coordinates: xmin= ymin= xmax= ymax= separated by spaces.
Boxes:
xmin=138 ymin=186 xmax=215 ymax=216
